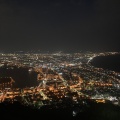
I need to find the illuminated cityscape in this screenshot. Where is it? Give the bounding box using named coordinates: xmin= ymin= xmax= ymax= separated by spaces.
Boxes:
xmin=0 ymin=0 xmax=120 ymax=119
xmin=0 ymin=51 xmax=120 ymax=114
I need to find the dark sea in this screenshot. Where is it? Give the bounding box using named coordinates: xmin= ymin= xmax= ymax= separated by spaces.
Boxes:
xmin=0 ymin=65 xmax=38 ymax=88
xmin=90 ymin=54 xmax=120 ymax=72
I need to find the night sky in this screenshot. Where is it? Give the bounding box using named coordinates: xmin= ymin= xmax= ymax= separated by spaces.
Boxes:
xmin=0 ymin=0 xmax=120 ymax=53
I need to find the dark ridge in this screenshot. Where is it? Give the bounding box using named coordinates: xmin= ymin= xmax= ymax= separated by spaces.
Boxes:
xmin=0 ymin=101 xmax=120 ymax=120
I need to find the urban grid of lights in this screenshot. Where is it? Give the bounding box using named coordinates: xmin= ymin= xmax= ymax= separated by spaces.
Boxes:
xmin=0 ymin=51 xmax=120 ymax=109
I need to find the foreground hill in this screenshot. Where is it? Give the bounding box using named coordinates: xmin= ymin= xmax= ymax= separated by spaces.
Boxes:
xmin=0 ymin=101 xmax=120 ymax=120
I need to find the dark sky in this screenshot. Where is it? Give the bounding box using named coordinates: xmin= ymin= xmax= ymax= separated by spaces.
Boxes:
xmin=0 ymin=0 xmax=120 ymax=53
